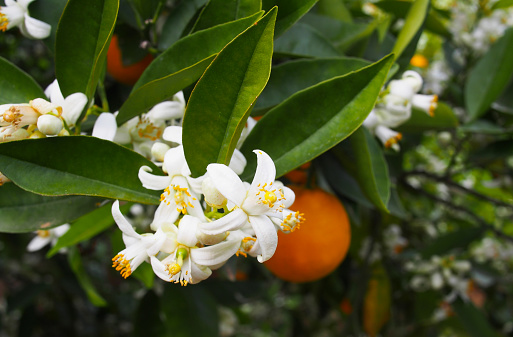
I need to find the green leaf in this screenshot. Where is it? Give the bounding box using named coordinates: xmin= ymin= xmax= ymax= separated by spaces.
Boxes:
xmin=262 ymin=0 xmax=318 ymax=36
xmin=191 ymin=0 xmax=261 ymax=33
xmin=240 ymin=54 xmax=394 ymax=180
xmin=459 ymin=120 xmax=510 ymax=135
xmin=132 ymin=262 xmax=155 ymax=289
xmin=29 ymin=0 xmax=68 ymax=51
xmin=118 ymin=11 xmax=264 ymax=125
xmin=68 ymin=246 xmax=107 ymax=307
xmin=391 ymin=0 xmax=429 ymax=60
xmin=333 ymin=128 xmax=390 ymax=212
xmin=0 ymin=183 xmax=101 ymax=233
xmin=55 ymin=0 xmax=119 ymax=99
xmin=0 ymin=136 xmax=162 ymax=204
xmin=492 ymin=0 xmax=513 ymax=10
xmin=133 ymin=291 xmax=165 ymax=337
xmin=254 ymin=57 xmax=370 ymax=113
xmin=162 ymin=285 xmax=219 ymax=337
xmin=468 ymin=140 xmax=513 ymax=165
xmin=273 ymin=23 xmax=341 ymax=58
xmin=0 ymin=57 xmax=45 ymax=104
xmin=47 ymin=201 xmax=131 ymax=257
xmin=420 ymin=226 xmax=484 ymax=258
xmin=183 ymin=8 xmax=277 ymax=177
xmin=398 ymin=102 xmax=459 ymax=132
xmin=452 ymin=300 xmax=501 ymax=337
xmin=317 ymin=0 xmax=352 ymax=22
xmin=465 ymin=28 xmax=513 ymax=121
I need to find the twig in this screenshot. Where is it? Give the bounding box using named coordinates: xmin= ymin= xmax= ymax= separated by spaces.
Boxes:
xmin=399 ymin=178 xmax=513 ymax=244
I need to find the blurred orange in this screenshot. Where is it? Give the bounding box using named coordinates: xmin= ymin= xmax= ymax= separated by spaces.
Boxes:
xmin=410 ymin=54 xmax=429 ymax=68
xmin=107 ymin=35 xmax=153 ymax=85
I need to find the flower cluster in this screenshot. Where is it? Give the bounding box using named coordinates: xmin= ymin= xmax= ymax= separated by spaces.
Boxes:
xmin=0 ymin=0 xmax=51 ymax=39
xmin=363 ymin=71 xmax=438 ymax=151
xmin=110 ymin=123 xmax=303 ymax=285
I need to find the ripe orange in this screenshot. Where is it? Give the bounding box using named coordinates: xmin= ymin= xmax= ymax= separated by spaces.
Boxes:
xmin=410 ymin=54 xmax=429 ymax=68
xmin=106 ymin=35 xmax=154 ymax=85
xmin=265 ymin=186 xmax=351 ymax=283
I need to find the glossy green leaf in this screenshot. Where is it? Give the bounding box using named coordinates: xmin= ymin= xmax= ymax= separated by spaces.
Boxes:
xmin=0 ymin=57 xmax=45 ymax=104
xmin=317 ymin=0 xmax=352 ymax=22
xmin=68 ymin=246 xmax=107 ymax=307
xmin=334 ymin=127 xmax=390 ymax=212
xmin=47 ymin=202 xmax=131 ymax=257
xmin=420 ymin=226 xmax=484 ymax=258
xmin=398 ymin=102 xmax=459 ymax=132
xmin=391 ymin=0 xmax=429 ymax=60
xmin=0 ymin=183 xmax=101 ymax=233
xmin=191 ymin=0 xmax=261 ymax=33
xmin=254 ymin=57 xmax=370 ymax=114
xmin=162 ymin=285 xmax=219 ymax=337
xmin=452 ymin=301 xmax=500 ymax=337
xmin=183 ymin=8 xmax=277 ymax=177
xmin=55 ymin=0 xmax=118 ymax=99
xmin=465 ymin=28 xmax=513 ymax=121
xmin=0 ymin=136 xmax=162 ymax=204
xmin=118 ymin=11 xmax=264 ymax=125
xmin=273 ymin=23 xmax=341 ymax=58
xmin=240 ymin=54 xmax=394 ymax=181
xmin=29 ymin=0 xmax=68 ymax=50
xmin=492 ymin=75 xmax=513 ymax=114
xmin=261 ymin=0 xmax=317 ymax=36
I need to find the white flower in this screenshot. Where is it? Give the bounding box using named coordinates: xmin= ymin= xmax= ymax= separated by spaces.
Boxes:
xmin=92 ymin=112 xmax=118 ymax=141
xmin=375 ymin=125 xmax=402 ymax=151
xmin=200 ymin=150 xmax=291 ymax=262
xmin=45 ymin=80 xmax=88 ymax=127
xmin=37 ymin=114 xmax=62 ymax=135
xmin=150 ymin=215 xmax=241 ymax=285
xmin=0 ymin=0 xmax=51 ymax=39
xmin=412 ymin=94 xmax=438 ymax=117
xmin=27 ymin=223 xmax=70 ymax=252
xmin=111 ymin=200 xmax=167 ymax=278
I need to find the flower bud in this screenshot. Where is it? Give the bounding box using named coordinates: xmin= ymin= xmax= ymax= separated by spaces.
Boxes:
xmin=151 ymin=142 xmax=170 ymax=162
xmin=30 ymin=98 xmax=61 ymax=116
xmin=202 ymin=176 xmax=226 ymax=208
xmin=37 ymin=114 xmax=63 ymax=135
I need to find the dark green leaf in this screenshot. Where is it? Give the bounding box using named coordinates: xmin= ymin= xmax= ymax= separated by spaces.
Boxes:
xmin=262 ymin=0 xmax=318 ymax=36
xmin=465 ymin=28 xmax=513 ymax=120
xmin=55 ymin=0 xmax=119 ymax=99
xmin=420 ymin=226 xmax=484 ymax=258
xmin=134 ymin=291 xmax=164 ymax=336
xmin=452 ymin=300 xmax=500 ymax=337
xmin=0 ymin=183 xmax=101 ymax=233
xmin=118 ymin=11 xmax=264 ymax=124
xmin=162 ymin=285 xmax=219 ymax=337
xmin=191 ymin=0 xmax=261 ymax=33
xmin=468 ymin=140 xmax=513 ymax=164
xmin=0 ymin=136 xmax=162 ymax=204
xmin=459 ymin=120 xmax=509 ymax=135
xmin=183 ymin=8 xmax=277 ymax=177
xmin=398 ymin=102 xmax=459 ymax=132
xmin=333 ymin=128 xmax=390 ymax=212
xmin=0 ymin=57 xmax=45 ymax=104
xmin=391 ymin=0 xmax=430 ymax=60
xmin=29 ymin=0 xmax=68 ymax=50
xmin=240 ymin=54 xmax=394 ymax=180
xmin=68 ymin=246 xmax=107 ymax=306
xmin=273 ymin=23 xmax=341 ymax=58
xmin=317 ymin=0 xmax=352 ymax=22
xmin=254 ymin=57 xmax=370 ymax=113
xmin=47 ymin=201 xmax=132 ymax=257
xmin=132 ymin=262 xmax=155 ymax=289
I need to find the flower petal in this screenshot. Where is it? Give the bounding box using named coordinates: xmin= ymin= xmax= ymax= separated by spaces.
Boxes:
xmin=45 ymin=80 xmax=65 ymax=105
xmin=162 ymin=125 xmax=183 ymax=144
xmin=199 ymin=208 xmax=247 ymax=235
xmin=147 ymin=101 xmax=184 ymax=122
xmin=249 ymin=150 xmax=276 ymax=192
xmin=177 ymin=215 xmax=200 ymax=247
xmin=138 ymin=166 xmax=171 ymax=190
xmin=249 ymin=215 xmax=278 ymax=263
xmin=190 ymin=232 xmax=242 ymax=267
xmin=229 ymin=149 xmax=247 ymax=175
xmin=207 ymin=163 xmax=246 ymax=206
xmin=62 ymin=92 xmax=88 ymax=126
xmin=150 ymin=256 xmax=172 ymax=282
xmin=20 ymin=13 xmax=51 ymax=39
xmin=92 ymin=112 xmax=117 ymax=141
xmin=27 ymin=236 xmax=50 ymax=252
xmin=189 ymin=262 xmax=212 ymax=284
xmin=112 ymin=200 xmax=139 ymax=238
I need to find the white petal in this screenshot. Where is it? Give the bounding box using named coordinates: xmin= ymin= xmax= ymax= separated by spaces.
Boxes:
xmin=45 ymin=80 xmax=64 ymax=105
xmin=62 ymin=92 xmax=88 ymax=126
xmin=138 ymin=166 xmax=171 ymax=190
xmin=20 ymin=13 xmax=51 ymax=39
xmin=199 ymin=208 xmax=247 ymax=235
xmin=190 ymin=235 xmax=241 ymax=267
xmin=150 ymin=256 xmax=172 ymax=282
xmin=112 ymin=200 xmax=139 ymax=238
xmin=27 ymin=236 xmax=50 ymax=252
xmin=1 ymin=4 xmax=24 ymax=28
xmin=249 ymin=150 xmax=276 ymax=192
xmin=249 ymin=215 xmax=278 ymax=263
xmin=162 ymin=125 xmax=183 ymax=144
xmin=207 ymin=163 xmax=246 ymax=206
xmin=150 ymin=201 xmax=180 ymax=231
xmin=52 ymin=223 xmax=70 ymax=237
xmin=177 ymin=216 xmax=200 ymax=247
xmin=17 ymin=0 xmax=35 ymax=9
xmin=189 ymin=262 xmax=212 ymax=284
xmin=228 ymin=149 xmax=247 ymax=175
xmin=363 ymin=110 xmax=379 ymax=130
xmin=148 ymin=101 xmax=185 ymax=122
xmin=92 ymin=113 xmax=117 ymax=141
xmin=163 ymin=145 xmax=187 ymax=176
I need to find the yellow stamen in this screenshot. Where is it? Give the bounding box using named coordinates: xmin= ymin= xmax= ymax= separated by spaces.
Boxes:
xmin=385 ymin=133 xmax=402 ymax=149
xmin=37 ymin=229 xmax=51 ymax=238
xmin=429 ymin=95 xmax=438 ymax=117
xmin=0 ymin=13 xmax=8 ymax=32
xmin=112 ymin=254 xmax=132 ymax=279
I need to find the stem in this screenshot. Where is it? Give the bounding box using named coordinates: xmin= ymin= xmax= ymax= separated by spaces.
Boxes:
xmin=97 ymin=80 xmax=110 ymax=112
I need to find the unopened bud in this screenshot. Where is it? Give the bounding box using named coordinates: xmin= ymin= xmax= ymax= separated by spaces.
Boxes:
xmin=37 ymin=114 xmax=63 ymax=135
xmin=202 ymin=176 xmax=226 ymax=208
xmin=151 ymin=142 xmax=170 ymax=162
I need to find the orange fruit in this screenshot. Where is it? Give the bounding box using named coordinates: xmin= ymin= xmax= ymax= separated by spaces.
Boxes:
xmin=106 ymin=35 xmax=153 ymax=85
xmin=410 ymin=54 xmax=429 ymax=68
xmin=265 ymin=186 xmax=351 ymax=283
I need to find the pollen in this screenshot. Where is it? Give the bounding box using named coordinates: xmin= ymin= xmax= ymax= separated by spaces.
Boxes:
xmin=37 ymin=229 xmax=51 ymax=238
xmin=429 ymin=95 xmax=438 ymax=117
xmin=385 ymin=133 xmax=402 ymax=149
xmin=112 ymin=254 xmax=132 ymax=279
xmin=136 ymin=117 xmax=163 ymax=141
xmin=3 ymin=106 xmax=21 ymax=124
xmin=0 ymin=13 xmax=8 ymax=32
xmin=168 ymin=263 xmax=181 ymax=275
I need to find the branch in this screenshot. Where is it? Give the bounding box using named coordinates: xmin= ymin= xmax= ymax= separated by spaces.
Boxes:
xmin=399 ymin=178 xmax=513 ymax=244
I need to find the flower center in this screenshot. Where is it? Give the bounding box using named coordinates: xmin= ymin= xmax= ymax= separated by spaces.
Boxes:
xmin=0 ymin=13 xmax=8 ymax=32
xmin=280 ymin=211 xmax=304 ymax=232
xmin=236 ymin=237 xmax=256 ymax=258
xmin=37 ymin=229 xmax=51 ymax=238
xmin=160 ymin=185 xmax=196 ymax=215
xmin=256 ymin=182 xmax=284 ymax=209
xmin=384 ymin=132 xmax=402 ymax=149
xmin=112 ymin=254 xmax=132 ymax=278
xmin=2 ymin=106 xmax=21 ymax=125
xmin=135 ymin=117 xmax=162 ymax=141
